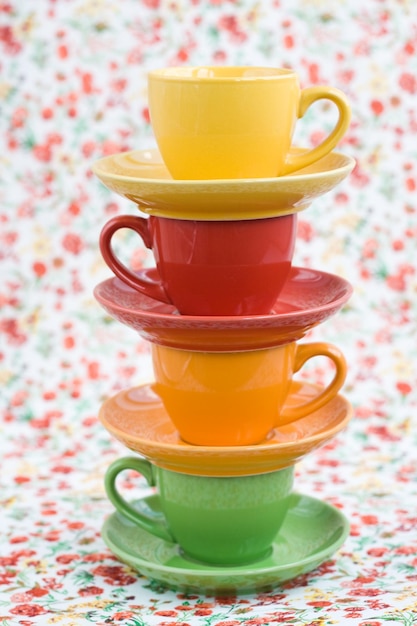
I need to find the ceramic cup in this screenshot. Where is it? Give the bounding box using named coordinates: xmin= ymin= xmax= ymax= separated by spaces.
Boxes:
xmin=147 ymin=66 xmax=351 ymax=179
xmin=99 ymin=213 xmax=297 ymax=316
xmin=151 ymin=341 xmax=347 ymax=446
xmin=104 ymin=456 xmax=295 ymax=566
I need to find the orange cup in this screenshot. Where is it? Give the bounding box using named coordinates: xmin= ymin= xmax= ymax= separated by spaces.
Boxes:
xmin=151 ymin=341 xmax=347 ymax=446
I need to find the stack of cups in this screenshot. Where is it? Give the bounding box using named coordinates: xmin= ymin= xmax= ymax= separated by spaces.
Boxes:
xmin=93 ymin=66 xmax=355 ymax=590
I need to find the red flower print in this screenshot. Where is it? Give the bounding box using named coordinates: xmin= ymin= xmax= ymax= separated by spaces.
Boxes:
xmin=83 ymin=552 xmax=111 ymax=562
xmin=367 ymin=546 xmax=388 ymax=558
xmin=42 ymin=106 xmax=54 ymax=119
xmin=370 ymin=100 xmax=384 ymax=115
xmin=28 ymin=587 xmax=49 ymax=598
xmin=78 ymin=586 xmax=104 ymax=596
xmin=33 ymin=144 xmax=52 ymax=162
xmin=155 ymin=611 xmax=178 ymax=617
xmin=92 ymin=565 xmax=136 ymax=586
xmin=0 ymin=572 xmax=17 ymax=584
xmin=33 ymin=261 xmax=47 ymax=277
xmin=10 ymin=592 xmax=33 ymax=603
xmin=405 ymin=177 xmax=416 ymax=191
xmin=350 ymin=588 xmax=382 ymax=597
xmin=396 ymin=381 xmax=412 ymax=395
xmin=351 ymin=164 xmax=370 ymax=187
xmin=0 ymin=318 xmax=27 ymax=345
xmin=297 ymin=220 xmax=315 ymax=242
xmin=57 ymin=44 xmax=68 ymax=58
xmin=386 ymin=273 xmax=406 ymax=291
xmin=306 ymin=600 xmax=333 ymax=608
xmin=44 ymin=530 xmax=61 ymax=542
xmin=10 ymin=604 xmax=48 ymax=617
xmin=82 ymin=140 xmax=97 ymax=157
xmin=87 ymin=361 xmax=100 ymax=379
xmin=0 ymin=25 xmax=22 ymax=54
xmin=56 ymin=554 xmax=80 ymax=564
xmin=215 ymin=596 xmax=238 ymax=605
xmin=112 ymin=612 xmax=135 ymax=621
xmin=13 ymin=476 xmax=31 ymax=484
xmin=62 ymin=233 xmax=84 ymax=255
xmin=11 ymin=106 xmax=27 ymax=128
xmin=393 ymin=545 xmax=417 ymax=555
xmin=67 ymin=521 xmax=84 ymax=530
xmin=255 ymin=593 xmax=286 ymax=604
xmin=101 ymin=139 xmax=126 ymax=155
xmin=360 ymin=515 xmax=379 ymax=525
xmin=283 ymin=34 xmax=294 ymax=48
xmin=399 ymin=72 xmax=417 ymax=94
xmin=142 ymin=107 xmax=150 ymax=124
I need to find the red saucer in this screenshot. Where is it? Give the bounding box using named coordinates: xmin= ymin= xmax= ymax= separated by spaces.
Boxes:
xmin=94 ymin=266 xmax=352 ymax=351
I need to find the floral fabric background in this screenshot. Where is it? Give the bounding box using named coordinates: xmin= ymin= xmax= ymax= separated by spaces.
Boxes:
xmin=1 ymin=0 xmax=417 ymax=624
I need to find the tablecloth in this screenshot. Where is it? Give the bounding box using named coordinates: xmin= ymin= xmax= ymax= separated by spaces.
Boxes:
xmin=1 ymin=1 xmax=417 ymax=624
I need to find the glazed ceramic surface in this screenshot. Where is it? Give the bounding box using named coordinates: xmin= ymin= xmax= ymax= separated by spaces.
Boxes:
xmin=94 ymin=266 xmax=353 ymax=352
xmin=151 ymin=342 xmax=346 ymax=446
xmin=98 ymin=381 xmax=353 ymax=476
xmin=4 ymin=1 xmax=417 ymax=622
xmin=99 ymin=213 xmax=297 ymax=315
xmin=148 ymin=66 xmax=350 ymax=179
xmin=105 ymin=458 xmax=294 ymax=566
xmin=101 ymin=492 xmax=350 ymax=593
xmin=91 ymin=148 xmax=355 ymax=220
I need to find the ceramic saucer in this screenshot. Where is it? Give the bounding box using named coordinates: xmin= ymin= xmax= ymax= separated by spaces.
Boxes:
xmin=91 ymin=148 xmax=355 ymax=220
xmin=102 ymin=492 xmax=350 ymax=593
xmin=98 ymin=381 xmax=352 ymax=477
xmin=94 ymin=266 xmax=352 ymax=352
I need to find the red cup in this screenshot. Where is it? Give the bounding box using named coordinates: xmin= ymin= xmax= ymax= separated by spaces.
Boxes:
xmin=99 ymin=214 xmax=297 ymax=316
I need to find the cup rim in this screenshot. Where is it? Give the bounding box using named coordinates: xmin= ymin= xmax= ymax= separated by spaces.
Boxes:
xmin=148 ymin=66 xmax=296 ymax=81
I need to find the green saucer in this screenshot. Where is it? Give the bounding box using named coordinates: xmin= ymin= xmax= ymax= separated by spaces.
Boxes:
xmin=101 ymin=492 xmax=349 ymax=594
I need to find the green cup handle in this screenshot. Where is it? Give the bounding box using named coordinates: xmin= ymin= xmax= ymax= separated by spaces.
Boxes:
xmin=281 ymin=86 xmax=351 ymax=175
xmin=104 ymin=456 xmax=174 ymax=542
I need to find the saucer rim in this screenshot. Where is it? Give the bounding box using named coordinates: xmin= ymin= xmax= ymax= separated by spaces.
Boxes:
xmin=92 ymin=147 xmax=355 ymax=186
xmin=101 ymin=492 xmax=350 ymax=584
xmin=98 ymin=381 xmax=353 ymax=456
xmin=94 ymin=265 xmax=353 ymax=324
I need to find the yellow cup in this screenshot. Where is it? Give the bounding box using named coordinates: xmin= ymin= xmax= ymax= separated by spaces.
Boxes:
xmin=151 ymin=341 xmax=347 ymax=446
xmin=148 ymin=66 xmax=351 ymax=180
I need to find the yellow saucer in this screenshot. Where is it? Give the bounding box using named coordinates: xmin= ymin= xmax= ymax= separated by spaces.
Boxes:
xmin=91 ymin=148 xmax=355 ymax=220
xmin=99 ymin=381 xmax=353 ymax=477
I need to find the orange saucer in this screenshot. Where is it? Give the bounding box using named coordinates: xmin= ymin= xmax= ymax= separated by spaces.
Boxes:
xmin=99 ymin=381 xmax=352 ymax=477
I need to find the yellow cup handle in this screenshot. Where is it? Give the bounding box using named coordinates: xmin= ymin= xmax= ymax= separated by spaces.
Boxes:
xmin=281 ymin=86 xmax=351 ymax=175
xmin=278 ymin=342 xmax=347 ymax=426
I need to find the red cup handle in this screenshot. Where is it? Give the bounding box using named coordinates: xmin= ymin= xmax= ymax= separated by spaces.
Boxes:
xmin=99 ymin=215 xmax=172 ymax=303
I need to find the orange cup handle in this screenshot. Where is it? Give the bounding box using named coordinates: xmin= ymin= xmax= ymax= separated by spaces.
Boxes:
xmin=278 ymin=342 xmax=347 ymax=426
xmin=281 ymin=86 xmax=351 ymax=175
xmin=99 ymin=215 xmax=171 ymax=304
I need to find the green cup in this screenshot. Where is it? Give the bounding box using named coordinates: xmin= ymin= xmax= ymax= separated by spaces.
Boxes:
xmin=105 ymin=456 xmax=295 ymax=566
